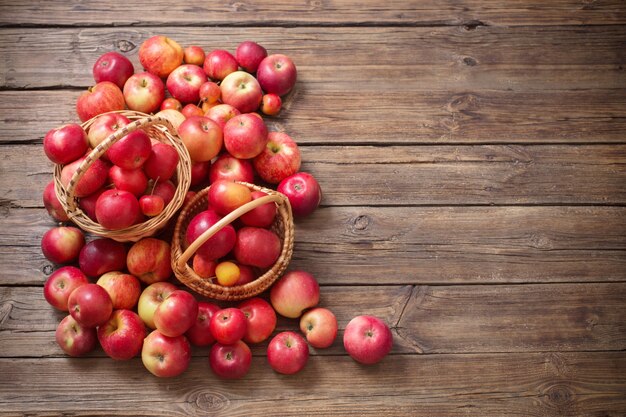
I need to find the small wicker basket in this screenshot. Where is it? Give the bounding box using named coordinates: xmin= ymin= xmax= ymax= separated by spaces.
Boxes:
xmin=171 ymin=183 xmax=294 ymax=301
xmin=53 ymin=110 xmax=192 ymax=242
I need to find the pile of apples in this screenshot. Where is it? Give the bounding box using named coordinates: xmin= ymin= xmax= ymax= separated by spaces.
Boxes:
xmin=40 ymin=35 xmax=393 ymax=378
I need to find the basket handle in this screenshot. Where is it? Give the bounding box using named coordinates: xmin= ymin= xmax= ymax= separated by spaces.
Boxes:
xmin=177 ymin=193 xmax=286 ymax=270
xmin=64 ymin=114 xmax=175 ymax=211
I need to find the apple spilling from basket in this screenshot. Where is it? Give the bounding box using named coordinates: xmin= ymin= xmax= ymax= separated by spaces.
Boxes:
xmin=40 ymin=35 xmax=393 ymax=378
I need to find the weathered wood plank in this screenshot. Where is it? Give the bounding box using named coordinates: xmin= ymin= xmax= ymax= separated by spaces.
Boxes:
xmin=3 ymin=144 xmax=626 ymax=208
xmin=0 ymin=353 xmax=624 ymax=416
xmin=0 ymin=1 xmax=624 ymax=26
xmin=3 ymin=206 xmax=625 ymax=286
xmin=2 ymin=27 xmax=625 ymax=90
xmin=2 ymin=283 xmax=625 ymax=357
xmin=3 ymin=89 xmax=626 ymax=145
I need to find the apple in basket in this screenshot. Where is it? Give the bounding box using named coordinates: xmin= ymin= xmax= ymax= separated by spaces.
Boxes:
xmin=239 ymin=191 xmax=277 ymax=228
xmin=233 ymin=227 xmax=282 ymax=269
xmin=143 ymin=143 xmax=179 ymax=182
xmin=207 ymin=180 xmax=252 ymax=216
xmin=186 ymin=209 xmax=237 ymax=261
xmin=87 ymin=112 xmax=131 ymax=149
xmin=60 ymin=156 xmax=110 ymax=198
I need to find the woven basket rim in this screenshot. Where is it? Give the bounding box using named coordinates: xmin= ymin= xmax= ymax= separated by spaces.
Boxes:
xmin=53 ymin=110 xmax=192 ymax=242
xmin=171 ymin=182 xmax=294 ymax=301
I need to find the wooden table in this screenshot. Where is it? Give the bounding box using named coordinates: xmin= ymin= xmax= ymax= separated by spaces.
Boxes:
xmin=1 ymin=2 xmax=625 ymax=415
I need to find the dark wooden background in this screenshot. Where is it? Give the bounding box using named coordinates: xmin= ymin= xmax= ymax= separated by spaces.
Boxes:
xmin=1 ymin=1 xmax=625 ymax=415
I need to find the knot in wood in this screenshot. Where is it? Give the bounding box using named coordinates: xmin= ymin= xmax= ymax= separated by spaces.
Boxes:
xmin=447 ymin=94 xmax=479 ymax=112
xmin=191 ymin=391 xmax=229 ymax=413
xmin=116 ymin=40 xmax=136 ymax=53
xmin=529 ymin=233 xmax=553 ymax=250
xmin=463 ymin=56 xmax=477 ymax=66
xmin=352 ymin=215 xmax=370 ymax=231
xmin=545 ymin=383 xmax=575 ymax=406
xmin=43 ymin=264 xmax=54 ymax=275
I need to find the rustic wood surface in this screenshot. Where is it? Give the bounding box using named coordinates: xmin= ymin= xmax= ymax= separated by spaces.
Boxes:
xmin=1 ymin=1 xmax=625 ymax=416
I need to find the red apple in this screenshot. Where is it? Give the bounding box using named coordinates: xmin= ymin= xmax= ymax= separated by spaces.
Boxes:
xmin=277 ymin=172 xmax=322 ymax=217
xmin=43 ymin=123 xmax=88 ymax=165
xmin=160 ymin=97 xmax=183 ymax=112
xmin=139 ymin=194 xmax=165 ymax=217
xmin=192 ymin=254 xmax=217 ymax=278
xmin=107 ymin=130 xmax=152 ymax=170
xmin=233 ymin=227 xmax=281 ymax=269
xmin=139 ymin=35 xmax=184 ymax=79
xmin=220 ymin=71 xmax=263 ymax=114
xmin=235 ymin=41 xmax=267 ymax=73
xmin=300 ymin=307 xmax=338 ymax=349
xmin=92 ymin=51 xmax=134 ymax=89
xmin=234 ymin=264 xmax=256 ymax=286
xmin=209 ymin=308 xmax=247 ymax=345
xmin=55 ymin=314 xmax=97 ymax=357
xmin=209 ymin=340 xmax=252 ymax=379
xmin=256 ymin=54 xmax=297 ymax=96
xmin=43 ymin=266 xmax=88 ymax=311
xmin=43 ymin=181 xmax=69 ymax=222
xmin=240 ymin=191 xmax=277 ymax=228
xmin=199 ymin=81 xmax=221 ymax=104
xmin=123 ymin=71 xmax=166 ymax=114
xmin=181 ymin=103 xmax=204 ymax=118
xmin=153 ymin=290 xmax=199 ymax=338
xmin=95 ymin=189 xmax=140 ymax=230
xmin=204 ymin=104 xmax=241 ymax=130
xmin=166 ymin=64 xmax=208 ymax=104
xmin=270 ymin=270 xmax=319 ymax=319
xmin=60 ymin=156 xmax=110 ymax=198
xmin=109 ymin=166 xmax=148 ymax=197
xmin=203 ymin=49 xmax=238 ymax=81
xmin=78 ymin=238 xmax=128 ymax=277
xmin=142 ymin=330 xmax=191 ymax=377
xmin=143 ymin=143 xmax=179 ymax=181
xmin=185 ymin=301 xmax=220 ymax=346
xmin=178 ymin=116 xmax=223 ymax=162
xmin=267 ymin=331 xmax=309 ymax=375
xmin=260 ymin=93 xmax=282 ymax=116
xmin=97 ymin=309 xmax=146 ymax=360
xmin=68 ymin=283 xmax=113 ymax=328
xmin=343 ymin=315 xmax=393 ymax=365
xmin=223 ymin=113 xmax=268 ymax=159
xmin=238 ymin=298 xmax=277 ymax=344
xmin=209 ymin=153 xmax=254 ymax=184
xmin=207 ymin=179 xmax=252 ymax=216
xmin=87 ymin=112 xmax=131 ymax=150
xmin=190 ymin=160 xmax=211 ymax=187
xmin=78 ymin=187 xmax=106 ymax=222
xmin=137 ymin=282 xmax=178 ymax=329
xmin=151 ymin=180 xmax=176 ymax=207
xmin=186 ymin=209 xmax=236 ymax=260
xmin=76 ymin=81 xmax=125 ymax=122
xmin=253 ymin=132 xmax=301 ymax=184
xmin=127 ymin=238 xmax=172 ymax=284
xmin=183 ymin=45 xmax=205 ymax=66
xmin=41 ymin=226 xmax=85 ymax=265
xmin=96 ymin=271 xmax=142 ymax=310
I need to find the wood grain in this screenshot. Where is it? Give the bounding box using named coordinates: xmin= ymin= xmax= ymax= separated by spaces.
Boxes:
xmin=0 ymin=1 xmax=624 ymax=26
xmin=0 ymin=353 xmax=624 ymax=416
xmin=2 ymin=283 xmax=625 ymax=357
xmin=3 ymin=144 xmax=625 ymax=208
xmin=2 ymin=206 xmax=625 ymax=286
xmin=2 ymin=26 xmax=625 ymax=91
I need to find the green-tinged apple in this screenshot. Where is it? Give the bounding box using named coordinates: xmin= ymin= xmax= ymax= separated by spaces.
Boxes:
xmin=343 ymin=315 xmax=393 ymax=365
xmin=270 ymin=270 xmax=320 ymax=319
xmin=97 ymin=309 xmax=146 ymax=360
xmin=41 ymin=226 xmax=85 ymax=265
xmin=96 ymin=271 xmax=142 ymax=310
xmin=55 ymin=314 xmax=98 ymax=357
xmin=142 ymin=330 xmax=191 ymax=377
xmin=300 ymin=307 xmax=338 ymax=349
xmin=220 ymin=71 xmax=263 ymax=114
xmin=76 ymin=81 xmax=125 ymax=122
xmin=267 ymin=331 xmax=309 ymax=375
xmin=127 ymin=238 xmax=172 ymax=284
xmin=43 ymin=266 xmax=88 ymax=311
xmin=139 ymin=35 xmax=184 ymax=79
xmin=43 ymin=123 xmax=88 ymax=165
xmin=68 ymin=283 xmax=113 ymax=328
xmin=123 ymin=71 xmax=166 ymax=114
xmin=137 ymin=282 xmax=177 ymax=329
xmin=253 ymin=131 xmax=301 ymax=184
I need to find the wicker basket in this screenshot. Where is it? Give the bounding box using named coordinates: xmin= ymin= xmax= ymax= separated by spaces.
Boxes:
xmin=53 ymin=110 xmax=192 ymax=242
xmin=171 ymin=183 xmax=294 ymax=301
